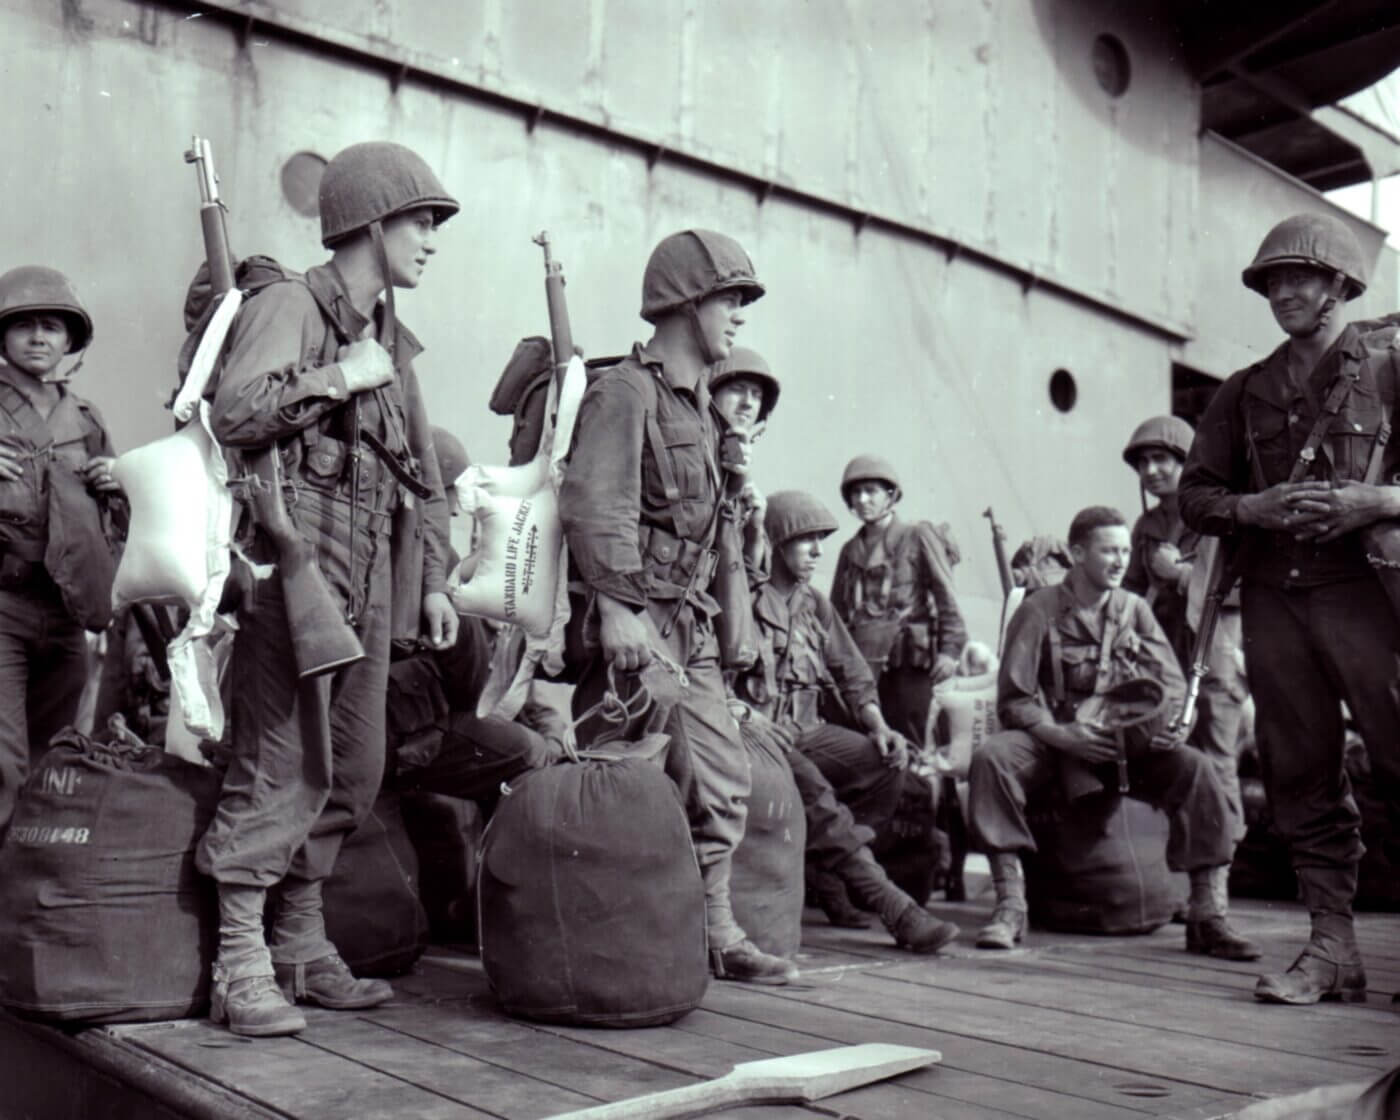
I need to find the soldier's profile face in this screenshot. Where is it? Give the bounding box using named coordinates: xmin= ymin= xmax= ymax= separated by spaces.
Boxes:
xmin=694 ymin=290 xmax=745 ymax=360
xmin=382 ymin=206 xmax=439 ymax=289
xmin=781 ymin=533 xmax=825 ymax=582
xmin=1071 ymin=525 xmax=1131 ymax=591
xmin=2 ymin=315 xmax=71 ymax=377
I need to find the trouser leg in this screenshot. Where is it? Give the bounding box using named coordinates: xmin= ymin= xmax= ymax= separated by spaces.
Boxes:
xmin=1128 ymin=746 xmax=1234 ymax=872
xmin=573 ymin=604 xmax=751 ymax=951
xmin=795 ymin=722 xmax=903 ymax=835
xmin=1192 ymin=607 xmax=1247 ymax=846
xmin=24 ymin=596 xmax=88 ymax=760
xmin=397 ymin=712 xmax=551 ymax=811
xmin=878 ymin=666 xmax=934 ymax=749
xmin=1310 ymin=578 xmax=1400 ymax=887
xmin=967 ymin=729 xmax=1058 ymax=856
xmin=0 ymin=591 xmax=36 ymax=837
xmin=1241 ymin=582 xmax=1365 ymax=885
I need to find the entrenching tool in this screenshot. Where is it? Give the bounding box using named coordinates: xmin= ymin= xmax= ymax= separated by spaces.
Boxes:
xmin=543 ymin=1042 xmax=941 ymax=1119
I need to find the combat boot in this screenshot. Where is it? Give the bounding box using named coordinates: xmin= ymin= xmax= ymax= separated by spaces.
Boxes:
xmin=274 ymin=953 xmax=394 ymax=1010
xmin=1184 ymin=866 xmax=1260 ymax=960
xmin=889 ymin=904 xmax=960 ymax=954
xmin=1186 ymin=916 xmax=1261 ymax=961
xmin=711 ymin=939 xmax=800 ymax=985
xmin=210 ymin=964 xmax=307 ymax=1037
xmin=976 ymin=903 xmax=1027 ymax=950
xmin=1255 ymin=948 xmax=1367 ymax=1005
xmin=977 ymin=852 xmax=1028 ymax=950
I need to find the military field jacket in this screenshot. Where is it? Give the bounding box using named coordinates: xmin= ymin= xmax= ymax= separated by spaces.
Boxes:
xmin=559 ymin=343 xmax=722 ymax=611
xmin=738 ymin=580 xmax=878 ymax=730
xmin=208 ymin=263 xmax=448 ymax=602
xmin=998 ymin=583 xmax=1185 ymax=735
xmin=830 ymin=516 xmax=966 ymax=672
xmin=1178 ymin=322 xmax=1400 ymax=589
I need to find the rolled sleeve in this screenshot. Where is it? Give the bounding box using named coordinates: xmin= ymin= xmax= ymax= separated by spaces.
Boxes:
xmin=996 ymin=595 xmax=1055 ymax=732
xmin=822 ymin=602 xmax=880 ymax=714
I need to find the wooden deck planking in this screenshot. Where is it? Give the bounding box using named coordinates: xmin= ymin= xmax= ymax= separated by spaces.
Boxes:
xmin=876 ymin=957 xmax=1397 ymax=1071
xmin=47 ymin=897 xmax=1398 ymax=1120
xmin=700 ymin=970 xmax=1257 ymax=1118
xmin=111 ymin=1018 xmax=496 ymax=1120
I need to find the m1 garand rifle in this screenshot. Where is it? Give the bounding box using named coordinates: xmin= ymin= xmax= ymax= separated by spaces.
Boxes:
xmin=534 ymin=230 xmax=574 ymax=389
xmin=185 ymin=136 xmax=365 ymax=678
xmin=983 ymin=507 xmax=1013 ymax=596
xmin=1170 ymin=537 xmax=1232 ymax=737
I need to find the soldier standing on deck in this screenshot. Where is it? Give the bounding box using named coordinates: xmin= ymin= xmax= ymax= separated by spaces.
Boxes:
xmin=559 ymin=229 xmax=798 ymax=985
xmin=0 ymin=266 xmax=122 ymax=837
xmin=830 ymin=455 xmax=967 ymax=751
xmin=1179 ymin=212 xmax=1400 ymax=1005
xmin=1122 ymin=416 xmax=1249 ymax=855
xmin=196 ymin=142 xmax=458 ymax=1036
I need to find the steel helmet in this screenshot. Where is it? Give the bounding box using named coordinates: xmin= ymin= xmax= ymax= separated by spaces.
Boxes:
xmin=840 ymin=454 xmax=902 ymax=505
xmin=430 ymin=426 xmax=470 ymax=487
xmin=640 ymin=230 xmax=765 ymax=323
xmin=1241 ymin=213 xmax=1368 ymax=300
xmin=765 ymin=490 xmax=840 ymax=548
xmin=0 ymin=266 xmax=93 ymax=351
xmin=709 ymin=346 xmax=781 ymax=422
xmin=1122 ymin=415 xmax=1194 ymax=468
xmin=1075 ymin=676 xmax=1170 ymax=753
xmin=319 ymin=141 xmax=460 ymax=247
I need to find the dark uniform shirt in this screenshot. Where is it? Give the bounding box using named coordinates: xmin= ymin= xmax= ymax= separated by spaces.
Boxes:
xmin=739 ymin=581 xmax=879 ymax=729
xmin=830 ymin=516 xmax=967 ymax=670
xmin=997 ymin=582 xmax=1185 ymax=735
xmin=559 ymin=343 xmax=722 ymax=611
xmin=1178 ymin=323 xmax=1399 ymax=589
xmin=209 ymin=263 xmax=449 ymax=601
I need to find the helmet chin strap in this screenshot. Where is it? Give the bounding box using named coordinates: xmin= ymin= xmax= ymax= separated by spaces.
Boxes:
xmin=369 ymin=219 xmax=397 ymax=357
xmin=683 ymin=300 xmax=725 ymax=365
xmin=1299 ymin=271 xmax=1347 ymax=338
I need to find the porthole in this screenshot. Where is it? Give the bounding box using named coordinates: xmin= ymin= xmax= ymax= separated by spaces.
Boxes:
xmin=1049 ymin=369 xmax=1077 ymax=413
xmin=280 ymin=151 xmax=327 ymax=218
xmin=1092 ymin=34 xmax=1131 ymax=98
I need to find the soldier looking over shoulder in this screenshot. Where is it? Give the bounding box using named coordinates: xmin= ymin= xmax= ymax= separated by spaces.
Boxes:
xmin=1179 ymin=212 xmax=1400 ymax=1005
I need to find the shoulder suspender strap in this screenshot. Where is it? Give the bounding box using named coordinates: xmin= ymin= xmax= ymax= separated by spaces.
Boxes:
xmin=1365 ymin=363 xmax=1396 ymax=485
xmin=0 ymin=380 xmax=55 ymax=453
xmin=1094 ymin=600 xmax=1122 ymax=694
xmin=643 ymin=405 xmax=682 ymax=508
xmin=1047 ymin=620 xmax=1065 ymax=706
xmin=1289 ymin=375 xmax=1355 ymax=484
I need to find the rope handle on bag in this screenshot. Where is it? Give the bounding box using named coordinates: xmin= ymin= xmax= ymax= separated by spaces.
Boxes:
xmin=563 ymin=648 xmax=690 ymax=762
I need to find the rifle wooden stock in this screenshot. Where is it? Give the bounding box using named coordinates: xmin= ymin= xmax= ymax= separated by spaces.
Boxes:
xmin=186 ymin=134 xmax=363 ymax=677
xmin=245 ymin=452 xmax=365 ymax=679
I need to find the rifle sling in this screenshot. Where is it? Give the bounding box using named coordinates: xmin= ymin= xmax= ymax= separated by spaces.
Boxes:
xmin=360 ymin=428 xmax=433 ymax=500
